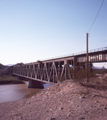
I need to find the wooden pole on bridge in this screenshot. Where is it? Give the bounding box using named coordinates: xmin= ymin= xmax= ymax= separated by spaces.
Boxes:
xmin=86 ymin=33 xmax=89 ymax=78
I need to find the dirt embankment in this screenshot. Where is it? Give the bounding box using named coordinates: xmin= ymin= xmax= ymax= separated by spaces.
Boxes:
xmin=0 ymin=74 xmax=107 ymax=120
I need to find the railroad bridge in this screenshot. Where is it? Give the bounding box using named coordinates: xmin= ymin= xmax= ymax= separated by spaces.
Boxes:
xmin=13 ymin=47 xmax=107 ymax=88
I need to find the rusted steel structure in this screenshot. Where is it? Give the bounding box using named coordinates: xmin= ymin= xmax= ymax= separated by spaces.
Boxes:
xmin=13 ymin=47 xmax=107 ymax=84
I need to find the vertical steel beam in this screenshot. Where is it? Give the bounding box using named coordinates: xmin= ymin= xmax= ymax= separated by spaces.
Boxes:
xmin=64 ymin=60 xmax=67 ymax=80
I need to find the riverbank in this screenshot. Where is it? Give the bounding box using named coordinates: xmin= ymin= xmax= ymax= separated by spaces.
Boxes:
xmin=0 ymin=75 xmax=25 ymax=84
xmin=0 ymin=74 xmax=107 ymax=120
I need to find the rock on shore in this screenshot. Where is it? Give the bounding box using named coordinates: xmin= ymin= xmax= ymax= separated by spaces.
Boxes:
xmin=0 ymin=79 xmax=107 ymax=120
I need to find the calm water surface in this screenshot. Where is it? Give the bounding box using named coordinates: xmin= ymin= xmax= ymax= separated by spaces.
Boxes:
xmin=0 ymin=82 xmax=51 ymax=103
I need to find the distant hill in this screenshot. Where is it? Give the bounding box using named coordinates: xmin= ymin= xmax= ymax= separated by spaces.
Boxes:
xmin=0 ymin=63 xmax=24 ymax=75
xmin=6 ymin=64 xmax=14 ymax=66
xmin=0 ymin=63 xmax=5 ymax=69
xmin=0 ymin=63 xmax=8 ymax=70
xmin=0 ymin=64 xmax=10 ymax=75
xmin=15 ymin=63 xmax=24 ymax=66
xmin=6 ymin=63 xmax=23 ymax=67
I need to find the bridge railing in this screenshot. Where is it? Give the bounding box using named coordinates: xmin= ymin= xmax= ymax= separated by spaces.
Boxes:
xmin=89 ymin=47 xmax=107 ymax=53
xmin=42 ymin=46 xmax=107 ymax=61
xmin=73 ymin=47 xmax=107 ymax=56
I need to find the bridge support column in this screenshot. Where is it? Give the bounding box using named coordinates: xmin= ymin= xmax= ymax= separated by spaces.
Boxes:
xmin=28 ymin=80 xmax=44 ymax=88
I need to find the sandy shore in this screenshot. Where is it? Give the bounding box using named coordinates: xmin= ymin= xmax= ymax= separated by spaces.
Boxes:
xmin=0 ymin=77 xmax=107 ymax=120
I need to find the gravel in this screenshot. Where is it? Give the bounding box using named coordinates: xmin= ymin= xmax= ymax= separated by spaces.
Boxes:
xmin=0 ymin=78 xmax=107 ymax=120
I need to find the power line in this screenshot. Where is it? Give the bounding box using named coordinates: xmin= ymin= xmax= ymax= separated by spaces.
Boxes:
xmin=88 ymin=0 xmax=105 ymax=33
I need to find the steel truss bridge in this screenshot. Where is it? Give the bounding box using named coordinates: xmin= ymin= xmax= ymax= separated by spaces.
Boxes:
xmin=13 ymin=47 xmax=107 ymax=86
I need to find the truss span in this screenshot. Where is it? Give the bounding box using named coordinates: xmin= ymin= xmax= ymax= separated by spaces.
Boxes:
xmin=13 ymin=57 xmax=74 ymax=83
xmin=13 ymin=47 xmax=107 ymax=83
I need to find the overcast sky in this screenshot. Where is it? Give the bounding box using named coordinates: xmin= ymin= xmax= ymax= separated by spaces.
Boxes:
xmin=0 ymin=0 xmax=107 ymax=68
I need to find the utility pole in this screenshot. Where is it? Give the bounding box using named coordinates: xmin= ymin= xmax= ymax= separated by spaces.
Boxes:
xmin=86 ymin=33 xmax=89 ymax=78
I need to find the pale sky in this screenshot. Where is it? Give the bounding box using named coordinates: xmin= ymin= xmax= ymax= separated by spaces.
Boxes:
xmin=0 ymin=0 xmax=107 ymax=68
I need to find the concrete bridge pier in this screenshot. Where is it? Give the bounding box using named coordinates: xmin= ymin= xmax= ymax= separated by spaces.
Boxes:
xmin=28 ymin=80 xmax=44 ymax=88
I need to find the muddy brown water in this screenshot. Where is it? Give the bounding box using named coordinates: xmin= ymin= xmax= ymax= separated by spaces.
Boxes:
xmin=0 ymin=82 xmax=51 ymax=103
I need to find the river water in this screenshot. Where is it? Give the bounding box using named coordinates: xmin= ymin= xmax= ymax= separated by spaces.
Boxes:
xmin=0 ymin=82 xmax=51 ymax=103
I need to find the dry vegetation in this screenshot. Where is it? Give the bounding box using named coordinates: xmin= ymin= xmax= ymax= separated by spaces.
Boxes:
xmin=0 ymin=75 xmax=25 ymax=84
xmin=71 ymin=67 xmax=107 ymax=95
